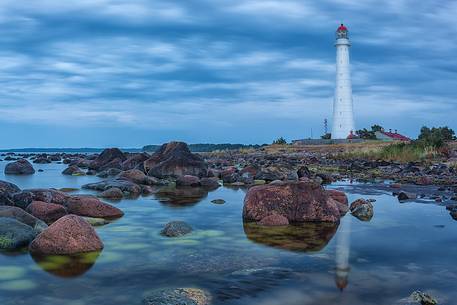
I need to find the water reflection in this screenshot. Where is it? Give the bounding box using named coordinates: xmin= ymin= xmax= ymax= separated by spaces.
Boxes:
xmin=31 ymin=251 xmax=101 ymax=278
xmin=243 ymin=221 xmax=339 ymax=252
xmin=154 ymin=187 xmax=209 ymax=206
xmin=335 ymin=215 xmax=352 ymax=291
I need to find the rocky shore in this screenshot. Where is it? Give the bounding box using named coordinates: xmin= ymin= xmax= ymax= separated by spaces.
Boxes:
xmin=0 ymin=141 xmax=454 ymax=304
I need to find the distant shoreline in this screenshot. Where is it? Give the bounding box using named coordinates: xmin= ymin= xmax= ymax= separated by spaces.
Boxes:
xmin=0 ymin=143 xmax=263 ymax=153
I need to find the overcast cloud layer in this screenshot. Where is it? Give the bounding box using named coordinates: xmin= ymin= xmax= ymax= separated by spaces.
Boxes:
xmin=0 ymin=0 xmax=456 ymax=148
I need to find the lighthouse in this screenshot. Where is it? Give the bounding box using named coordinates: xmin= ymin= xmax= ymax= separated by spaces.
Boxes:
xmin=331 ymin=24 xmax=355 ymax=139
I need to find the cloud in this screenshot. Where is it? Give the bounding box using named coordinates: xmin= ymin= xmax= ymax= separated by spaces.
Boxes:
xmin=0 ymin=0 xmax=455 ymax=146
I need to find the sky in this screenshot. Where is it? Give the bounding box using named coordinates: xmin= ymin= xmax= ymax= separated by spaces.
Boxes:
xmin=0 ymin=0 xmax=456 ymax=148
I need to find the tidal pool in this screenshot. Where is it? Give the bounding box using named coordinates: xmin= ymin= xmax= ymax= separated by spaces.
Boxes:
xmin=0 ymin=160 xmax=456 ymax=304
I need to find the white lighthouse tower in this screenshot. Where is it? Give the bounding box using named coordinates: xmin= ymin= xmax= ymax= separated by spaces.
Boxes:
xmin=332 ymin=24 xmax=355 ymax=139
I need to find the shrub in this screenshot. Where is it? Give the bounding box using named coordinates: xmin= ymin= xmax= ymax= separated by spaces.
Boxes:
xmin=272 ymin=137 xmax=287 ymax=145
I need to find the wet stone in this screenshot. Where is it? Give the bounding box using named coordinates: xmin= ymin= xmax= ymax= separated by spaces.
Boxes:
xmin=160 ymin=221 xmax=192 ymax=237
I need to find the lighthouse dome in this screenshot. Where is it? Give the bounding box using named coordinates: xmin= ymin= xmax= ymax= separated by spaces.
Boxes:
xmin=336 ymin=24 xmax=348 ymax=39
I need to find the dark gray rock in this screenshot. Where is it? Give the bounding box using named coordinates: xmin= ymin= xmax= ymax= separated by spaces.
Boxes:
xmin=144 ymin=142 xmax=208 ymax=178
xmin=62 ymin=165 xmax=85 ymax=176
xmin=5 ymin=159 xmax=35 ymax=175
xmin=0 ymin=217 xmax=38 ymax=250
xmin=398 ymin=191 xmax=418 ymax=201
xmin=160 ymin=221 xmax=192 ymax=237
xmin=0 ymin=206 xmax=48 ymax=233
xmin=82 ymin=179 xmax=142 ymax=197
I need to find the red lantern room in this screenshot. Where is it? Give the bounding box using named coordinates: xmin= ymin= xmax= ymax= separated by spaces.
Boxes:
xmin=336 ymin=23 xmax=348 ymax=39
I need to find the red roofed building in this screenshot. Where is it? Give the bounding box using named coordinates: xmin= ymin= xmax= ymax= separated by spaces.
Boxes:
xmin=375 ymin=129 xmax=411 ymax=142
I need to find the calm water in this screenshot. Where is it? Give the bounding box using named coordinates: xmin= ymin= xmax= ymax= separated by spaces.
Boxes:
xmin=0 ymin=159 xmax=456 ymax=305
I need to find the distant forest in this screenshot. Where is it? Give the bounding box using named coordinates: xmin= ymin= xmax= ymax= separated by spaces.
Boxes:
xmin=0 ymin=144 xmax=264 ymax=153
xmin=142 ymin=143 xmax=263 ymax=152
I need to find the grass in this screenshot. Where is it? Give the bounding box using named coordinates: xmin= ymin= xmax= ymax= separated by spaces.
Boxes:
xmin=337 ymin=142 xmax=439 ymax=163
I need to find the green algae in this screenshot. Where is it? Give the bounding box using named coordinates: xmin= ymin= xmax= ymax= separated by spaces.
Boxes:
xmin=0 ymin=279 xmax=36 ymax=291
xmin=0 ymin=266 xmax=26 ymax=280
xmin=162 ymin=239 xmax=201 ymax=246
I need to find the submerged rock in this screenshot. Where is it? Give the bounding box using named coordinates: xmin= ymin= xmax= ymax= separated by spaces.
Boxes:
xmin=350 ymin=199 xmax=374 ymax=221
xmin=31 ymin=251 xmax=101 ymax=278
xmin=143 ymin=288 xmax=211 ymax=305
xmin=0 ymin=217 xmax=38 ymax=250
xmin=83 ymin=217 xmax=110 ymax=226
xmin=29 ymin=215 xmax=104 ymax=255
xmin=4 ymin=159 xmax=35 ymax=175
xmin=160 ymin=221 xmax=192 ymax=237
xmin=243 ymin=181 xmax=341 ymax=223
xmin=211 ymin=199 xmax=225 ymax=205
xmin=144 ymin=141 xmax=208 ymax=178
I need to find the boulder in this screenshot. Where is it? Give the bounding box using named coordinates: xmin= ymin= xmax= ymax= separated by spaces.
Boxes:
xmin=0 ymin=180 xmax=21 ymax=193
xmin=397 ymin=191 xmax=418 ymax=201
xmin=450 ymin=210 xmax=457 ymax=221
xmin=26 ymin=201 xmax=67 ymax=224
xmin=121 ymin=153 xmax=149 ymax=171
xmin=0 ymin=180 xmax=20 ymax=206
xmin=98 ymin=159 xmax=123 ymax=172
xmin=0 ymin=206 xmax=48 ymax=233
xmin=200 ymin=177 xmax=220 ymax=189
xmin=22 ymin=188 xmax=70 ymax=205
xmin=82 ymin=179 xmax=142 ymax=197
xmin=33 ymin=157 xmax=51 ymax=164
xmin=221 ymin=168 xmax=240 ymax=184
xmin=118 ymin=169 xmax=158 ymax=185
xmin=89 ymin=148 xmax=126 ymax=170
xmin=98 ymin=187 xmax=124 ymax=199
xmin=326 ymin=189 xmax=349 ymax=216
xmin=144 ymin=142 xmax=208 ymax=178
xmin=255 ymin=165 xmax=298 ymax=182
xmin=62 ymin=165 xmax=85 ymax=176
xmin=243 ymin=181 xmax=341 ymax=223
xmin=258 ymin=214 xmax=289 ymax=226
xmin=143 ymin=288 xmax=211 ymax=305
xmin=65 ymin=196 xmax=124 ymax=219
xmin=176 ymin=175 xmax=201 ymax=187
xmin=239 ymin=166 xmax=258 ymax=184
xmin=160 ymin=221 xmax=192 ymax=237
xmin=29 ymin=215 xmax=104 ymax=255
xmin=4 ymin=159 xmax=35 ymax=175
xmin=350 ymin=199 xmax=374 ymax=221
xmin=0 ymin=217 xmax=38 ymax=250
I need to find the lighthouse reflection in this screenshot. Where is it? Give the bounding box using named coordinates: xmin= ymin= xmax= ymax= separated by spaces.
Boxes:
xmin=335 ymin=215 xmax=352 ymax=291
